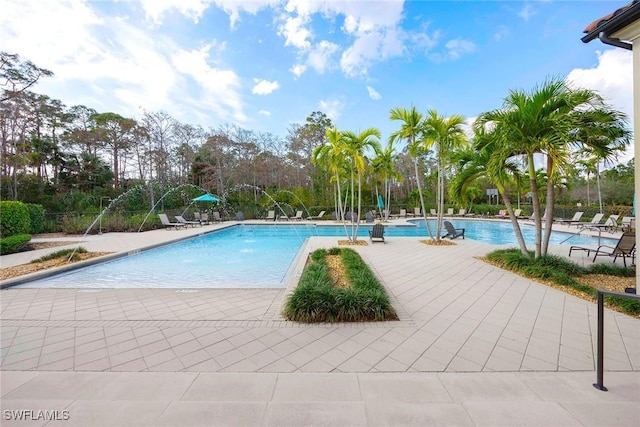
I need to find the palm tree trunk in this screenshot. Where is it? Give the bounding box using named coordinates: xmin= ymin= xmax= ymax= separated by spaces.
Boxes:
xmin=413 ymin=159 xmax=434 ymax=239
xmin=336 ymin=174 xmax=349 ymax=238
xmin=350 ymin=167 xmax=356 ymax=241
xmin=501 ymin=189 xmax=529 ymax=256
xmin=355 ymin=173 xmax=361 ymax=240
xmin=436 ymin=153 xmax=444 ymax=241
xmin=542 ymin=156 xmax=555 ymax=256
xmin=596 ymin=162 xmax=603 ymax=214
xmin=527 ymin=153 xmax=542 ymax=258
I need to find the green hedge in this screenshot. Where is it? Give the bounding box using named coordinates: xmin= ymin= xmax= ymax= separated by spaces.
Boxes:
xmin=0 ymin=201 xmax=31 ymax=237
xmin=0 ymin=233 xmax=32 ymax=255
xmin=283 ymin=247 xmax=398 ymax=322
xmin=25 ymin=203 xmax=45 ymax=234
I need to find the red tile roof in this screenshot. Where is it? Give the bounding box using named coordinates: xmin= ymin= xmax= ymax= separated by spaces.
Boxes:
xmin=583 ymin=0 xmax=638 ymax=33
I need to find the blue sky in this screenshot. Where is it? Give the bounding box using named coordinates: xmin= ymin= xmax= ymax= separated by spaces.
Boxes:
xmin=1 ymin=0 xmax=633 ymax=162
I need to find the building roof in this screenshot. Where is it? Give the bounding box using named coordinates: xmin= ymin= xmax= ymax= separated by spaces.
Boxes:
xmin=582 ymin=0 xmax=640 ymax=43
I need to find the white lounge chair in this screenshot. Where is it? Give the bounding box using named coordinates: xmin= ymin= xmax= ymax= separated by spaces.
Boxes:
xmin=307 ymin=210 xmax=326 ymax=220
xmin=265 ymin=210 xmax=275 ymax=221
xmin=577 ymin=213 xmax=605 ymax=229
xmin=292 ymin=210 xmax=303 ymax=221
xmin=556 ymin=211 xmax=584 ymax=226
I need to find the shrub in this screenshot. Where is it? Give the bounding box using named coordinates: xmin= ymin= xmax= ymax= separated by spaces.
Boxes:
xmin=25 ymin=203 xmax=46 ymax=234
xmin=0 ymin=233 xmax=31 ymax=255
xmin=589 ymin=263 xmax=635 ymax=277
xmin=31 ymin=247 xmax=88 ymax=263
xmin=0 ymin=201 xmax=31 ymax=237
xmin=485 ymin=248 xmax=636 ymax=317
xmin=61 ymin=214 xmax=95 ymax=234
xmin=283 ymin=247 xmax=398 ymax=323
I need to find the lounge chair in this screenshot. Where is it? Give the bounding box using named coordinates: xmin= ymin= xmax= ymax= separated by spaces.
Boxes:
xmin=292 ymin=210 xmax=304 ymax=221
xmin=591 ymin=232 xmax=636 ymax=268
xmin=442 ymin=220 xmax=465 ymax=239
xmin=556 ymin=211 xmax=584 ymax=227
xmin=414 ymin=207 xmax=421 ymax=217
xmin=365 ymin=211 xmax=375 ymax=223
xmin=369 ymin=223 xmax=385 ymax=243
xmin=446 ymin=208 xmax=454 ymax=216
xmin=619 ymin=216 xmax=634 ymax=232
xmin=158 ymin=213 xmax=186 ymax=230
xmin=429 ymin=209 xmax=437 ymax=216
xmin=212 ymin=211 xmax=223 ymax=223
xmin=577 ymin=213 xmax=604 ymax=229
xmin=265 ymin=210 xmax=275 ymax=221
xmin=194 ymin=212 xmax=209 ymax=225
xmin=456 ymin=209 xmax=466 ymax=216
xmin=307 ymin=210 xmax=326 ymax=220
xmin=495 ymin=209 xmax=507 ymax=218
xmin=175 ymin=215 xmax=201 ymax=227
xmin=513 ymin=209 xmax=523 ymax=218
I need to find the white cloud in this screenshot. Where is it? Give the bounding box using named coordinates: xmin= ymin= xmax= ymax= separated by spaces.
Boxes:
xmin=0 ymin=0 xmax=103 ymax=74
xmin=278 ymin=13 xmax=313 ymax=49
xmin=140 ymin=0 xmax=279 ymax=28
xmin=140 ymin=0 xmax=210 ymax=25
xmin=277 ymin=0 xmax=406 ymax=77
xmin=411 ymin=26 xmax=441 ymax=53
xmin=290 ymin=63 xmax=307 ymax=77
xmin=366 ymin=86 xmax=381 ymax=100
xmin=518 ymin=4 xmax=536 ymax=21
xmin=494 ymin=25 xmax=509 ymax=41
xmin=445 ymin=39 xmax=476 ymax=60
xmin=172 ymin=45 xmax=247 ymax=123
xmin=252 ymin=79 xmax=280 ymax=95
xmin=307 ymin=41 xmax=339 ymax=74
xmin=566 ymin=49 xmax=634 ymax=163
xmin=429 ymin=38 xmax=476 ymax=62
xmin=318 ymin=99 xmax=344 ymax=121
xmin=258 ymin=110 xmax=271 ymax=116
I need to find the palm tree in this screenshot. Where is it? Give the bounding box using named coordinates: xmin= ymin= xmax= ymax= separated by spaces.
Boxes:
xmin=389 ymin=106 xmax=435 ymax=239
xmin=312 ymin=127 xmax=349 ymax=238
xmin=371 ymin=140 xmax=402 ymax=220
xmin=454 ymin=128 xmax=529 ymax=255
xmin=476 ymin=78 xmax=627 ymax=257
xmin=574 ymin=109 xmax=631 ymax=214
xmin=576 ymin=157 xmax=598 ymax=206
xmin=420 ymin=110 xmax=468 ymax=240
xmin=341 ymin=128 xmax=382 ymax=242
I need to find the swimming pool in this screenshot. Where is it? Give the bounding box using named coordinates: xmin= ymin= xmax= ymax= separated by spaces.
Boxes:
xmin=16 ymin=221 xmax=615 ymax=289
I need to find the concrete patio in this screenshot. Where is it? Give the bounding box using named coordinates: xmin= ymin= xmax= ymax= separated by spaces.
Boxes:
xmin=1 ymin=220 xmax=638 ymax=426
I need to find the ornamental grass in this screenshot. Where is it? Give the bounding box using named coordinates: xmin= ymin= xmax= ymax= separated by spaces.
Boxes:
xmin=283 ymin=247 xmax=398 ymax=323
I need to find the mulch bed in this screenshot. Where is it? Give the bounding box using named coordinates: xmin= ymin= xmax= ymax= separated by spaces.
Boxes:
xmin=0 ymin=252 xmax=112 ymax=281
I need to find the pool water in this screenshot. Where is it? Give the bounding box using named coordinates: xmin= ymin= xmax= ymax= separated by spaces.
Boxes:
xmin=17 ymin=222 xmax=615 ymax=289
